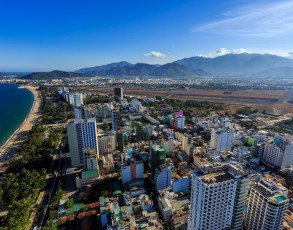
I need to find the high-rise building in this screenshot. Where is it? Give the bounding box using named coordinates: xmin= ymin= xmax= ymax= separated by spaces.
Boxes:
xmin=121 ymin=161 xmax=144 ymax=184
xmin=98 ymin=132 xmax=116 ymax=155
xmin=111 ymin=110 xmax=121 ymax=131
xmin=161 ymin=137 xmax=174 ymax=153
xmin=117 ymin=130 xmax=124 ymax=152
xmin=83 ymin=147 xmax=98 ymax=170
xmin=262 ymin=136 xmax=293 ymax=168
xmin=67 ymin=119 xmax=99 ymax=166
xmin=97 ymin=105 xmax=110 ymax=119
xmin=188 ymin=164 xmax=249 ymax=230
xmin=172 ymin=110 xmax=183 ymax=128
xmin=135 ymin=121 xmax=144 ymax=141
xmin=65 ymin=94 xmax=75 ymax=105
xmin=130 ymin=99 xmax=143 ymax=112
xmin=172 ymin=176 xmax=189 ymax=193
xmin=154 ymin=164 xmax=172 ymax=192
xmin=60 ymin=86 xmax=68 ymax=96
xmin=74 ymin=107 xmax=83 ymax=119
xmin=182 ymin=134 xmax=192 ymax=153
xmin=114 ymin=87 xmax=123 ymax=100
xmin=244 ymin=177 xmax=289 ymax=230
xmin=210 ymin=128 xmax=232 ymax=151
xmin=150 ymin=144 xmax=167 ymax=174
xmin=74 ymin=93 xmax=83 ymax=107
xmin=175 ymin=115 xmax=185 ymax=129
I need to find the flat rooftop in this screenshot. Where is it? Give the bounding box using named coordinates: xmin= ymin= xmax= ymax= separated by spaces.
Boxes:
xmin=197 ymin=171 xmax=234 ymax=184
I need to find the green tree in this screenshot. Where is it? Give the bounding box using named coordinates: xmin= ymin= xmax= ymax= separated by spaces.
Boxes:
xmin=64 ymin=198 xmax=74 ymax=210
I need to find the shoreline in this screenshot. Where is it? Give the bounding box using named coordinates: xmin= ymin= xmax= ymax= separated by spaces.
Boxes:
xmin=0 ymin=87 xmax=36 ymax=149
xmin=0 ymin=85 xmax=42 ymax=165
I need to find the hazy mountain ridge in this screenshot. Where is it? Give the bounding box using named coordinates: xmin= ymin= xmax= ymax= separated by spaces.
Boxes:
xmin=76 ymin=61 xmax=133 ymax=73
xmin=175 ymin=53 xmax=293 ymax=75
xmin=85 ymin=63 xmax=209 ymax=77
xmin=18 ymin=53 xmax=293 ymax=80
xmin=20 ymin=70 xmax=92 ymax=80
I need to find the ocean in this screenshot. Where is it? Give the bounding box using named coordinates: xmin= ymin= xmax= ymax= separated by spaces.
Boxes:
xmin=0 ymin=83 xmax=34 ymax=146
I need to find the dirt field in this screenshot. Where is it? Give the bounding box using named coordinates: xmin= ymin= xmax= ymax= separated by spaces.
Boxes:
xmin=72 ymin=86 xmax=293 ymax=114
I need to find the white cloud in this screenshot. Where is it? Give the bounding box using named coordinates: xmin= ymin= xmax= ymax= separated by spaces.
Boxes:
xmin=197 ymin=48 xmax=252 ymax=58
xmin=144 ymin=51 xmax=166 ymax=58
xmin=196 ymin=48 xmax=293 ymax=58
xmin=193 ymin=0 xmax=293 ymax=37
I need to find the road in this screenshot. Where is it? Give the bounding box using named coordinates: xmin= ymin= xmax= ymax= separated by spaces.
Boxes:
xmin=31 ymin=153 xmax=69 ymax=229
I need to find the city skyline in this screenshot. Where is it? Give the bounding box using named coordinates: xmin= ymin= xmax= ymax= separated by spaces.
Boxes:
xmin=1 ymin=0 xmax=293 ymax=72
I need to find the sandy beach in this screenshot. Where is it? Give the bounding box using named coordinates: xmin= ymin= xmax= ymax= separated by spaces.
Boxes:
xmin=0 ymin=85 xmax=42 ymax=167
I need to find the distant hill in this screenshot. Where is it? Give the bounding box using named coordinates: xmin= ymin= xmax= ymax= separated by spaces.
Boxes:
xmin=84 ymin=63 xmax=209 ymax=77
xmin=175 ymin=53 xmax=293 ymax=75
xmin=76 ymin=61 xmax=133 ymax=73
xmin=255 ymin=67 xmax=293 ymax=77
xmin=20 ymin=70 xmax=92 ymax=80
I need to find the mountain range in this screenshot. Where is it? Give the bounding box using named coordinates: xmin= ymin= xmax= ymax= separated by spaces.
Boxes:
xmin=175 ymin=53 xmax=293 ymax=76
xmin=18 ymin=53 xmax=293 ymax=80
xmin=21 ymin=70 xmax=92 ymax=80
xmin=80 ymin=62 xmax=208 ymax=77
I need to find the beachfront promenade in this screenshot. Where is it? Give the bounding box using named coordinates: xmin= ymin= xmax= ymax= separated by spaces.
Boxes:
xmin=0 ymin=85 xmax=42 ymax=166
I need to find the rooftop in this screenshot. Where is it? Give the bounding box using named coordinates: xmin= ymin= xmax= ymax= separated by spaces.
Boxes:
xmin=197 ymin=171 xmax=235 ymax=184
xmin=82 ymin=169 xmax=98 ymax=178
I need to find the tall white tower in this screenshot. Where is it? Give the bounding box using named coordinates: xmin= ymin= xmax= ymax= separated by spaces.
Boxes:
xmin=67 ymin=119 xmax=98 ymax=166
xmin=244 ymin=177 xmax=289 ymax=230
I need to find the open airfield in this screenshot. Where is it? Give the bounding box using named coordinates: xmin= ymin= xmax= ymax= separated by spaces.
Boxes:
xmin=72 ymin=86 xmax=293 ymax=114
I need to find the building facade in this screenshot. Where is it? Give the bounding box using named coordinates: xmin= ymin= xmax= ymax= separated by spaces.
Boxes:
xmin=244 ymin=177 xmax=289 ymax=230
xmin=121 ymin=161 xmax=144 ymax=184
xmin=67 ymin=119 xmax=99 ymax=166
xmin=155 ymin=165 xmax=172 ymax=192
xmin=210 ymin=129 xmax=232 ymax=151
xmin=150 ymin=144 xmax=167 ymax=174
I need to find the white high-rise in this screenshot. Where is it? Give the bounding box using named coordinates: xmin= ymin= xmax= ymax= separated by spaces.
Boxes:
xmin=98 ymin=132 xmax=116 ymax=155
xmin=244 ymin=177 xmax=289 ymax=230
xmin=67 ymin=119 xmax=99 ymax=166
xmin=130 ymin=99 xmax=143 ymax=112
xmin=176 ymin=115 xmax=185 ymax=129
xmin=74 ymin=93 xmax=83 ymax=107
xmin=262 ymin=136 xmax=293 ymax=169
xmin=210 ymin=128 xmax=232 ymax=151
xmin=188 ymin=164 xmax=249 ymax=230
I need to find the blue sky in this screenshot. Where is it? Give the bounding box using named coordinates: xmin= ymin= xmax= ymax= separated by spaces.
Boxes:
xmin=1 ymin=0 xmax=293 ymax=72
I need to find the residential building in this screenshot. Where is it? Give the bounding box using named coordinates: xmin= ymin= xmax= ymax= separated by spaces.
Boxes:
xmin=155 ymin=164 xmax=172 ymax=192
xmin=263 ymin=136 xmax=293 ymax=168
xmin=74 ymin=93 xmax=83 ymax=107
xmin=74 ymin=107 xmax=83 ymax=119
xmin=176 ymin=115 xmax=185 ymax=129
xmin=117 ymin=130 xmax=124 ymax=152
xmin=150 ymin=144 xmax=167 ymax=174
xmin=83 ymin=147 xmax=98 ymax=170
xmin=161 ymin=137 xmax=174 ymax=153
xmin=98 ymin=132 xmax=116 ymax=155
xmin=244 ymin=177 xmax=289 ymax=230
xmin=188 ymin=164 xmax=249 ymax=230
xmin=67 ymin=119 xmax=99 ymax=166
xmin=182 ymin=134 xmax=192 ymax=153
xmin=114 ymin=87 xmax=123 ymax=100
xmin=121 ymin=161 xmax=144 ymax=184
xmin=130 ymin=99 xmax=143 ymax=112
xmin=172 ymin=176 xmax=189 ymax=193
xmin=111 ymin=110 xmax=121 ymax=131
xmin=210 ymin=128 xmax=232 ymax=151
